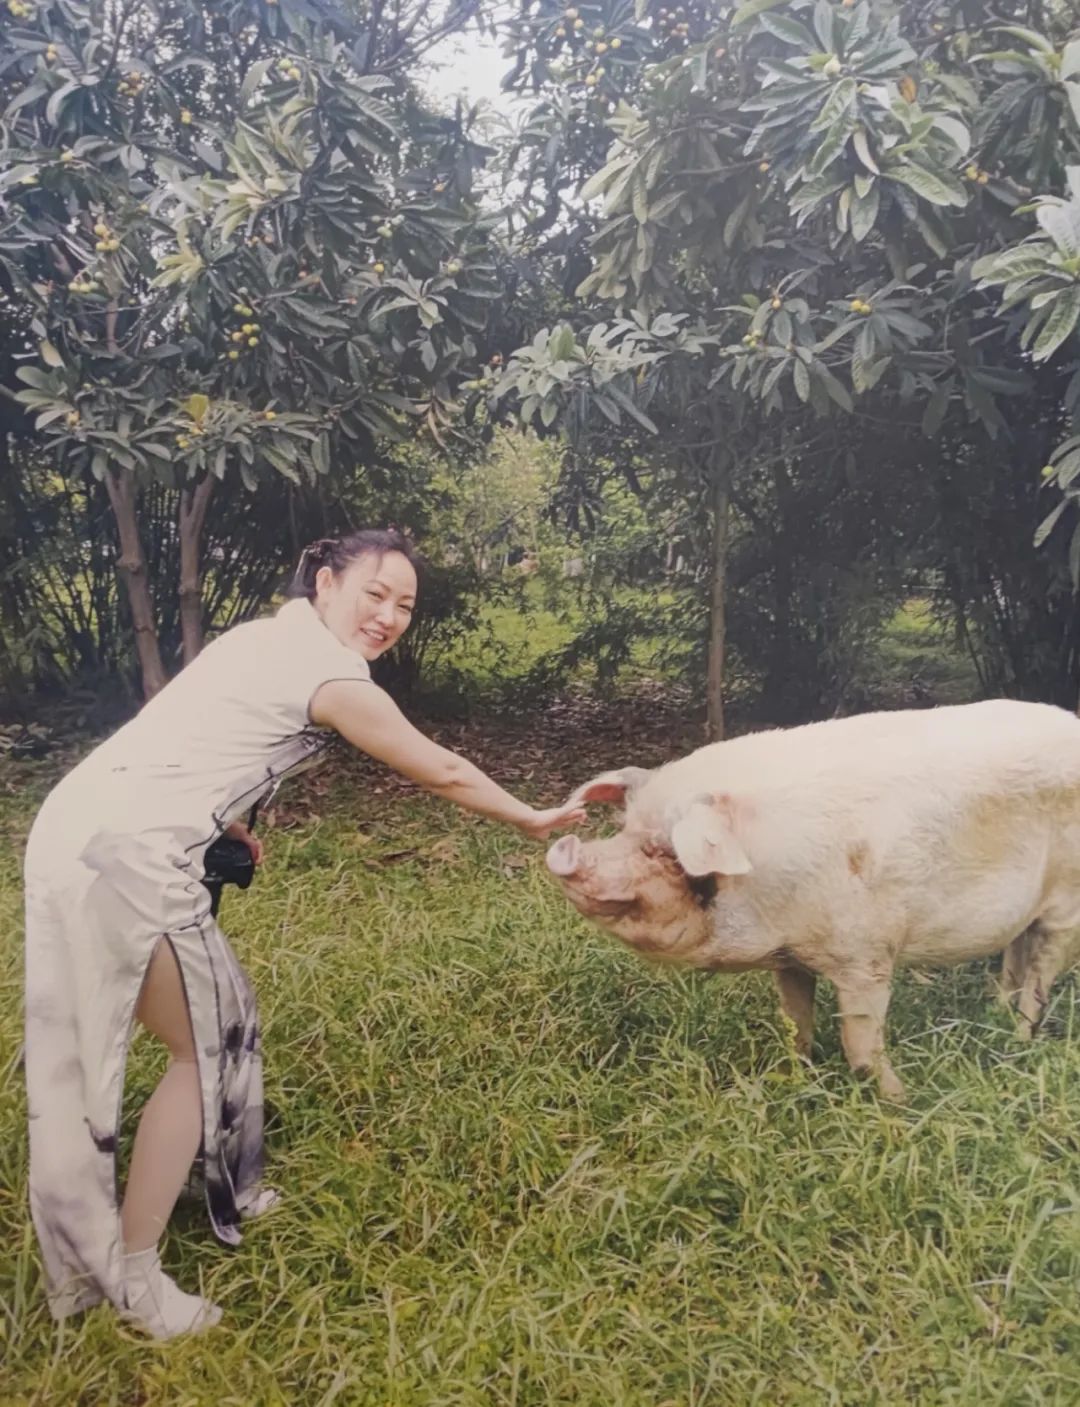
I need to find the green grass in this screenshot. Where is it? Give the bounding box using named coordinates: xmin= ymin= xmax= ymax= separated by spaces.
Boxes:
xmin=443 ymin=581 xmax=683 ymax=697
xmin=869 ymin=599 xmax=982 ymax=708
xmin=4 ymin=737 xmax=1080 ymax=1405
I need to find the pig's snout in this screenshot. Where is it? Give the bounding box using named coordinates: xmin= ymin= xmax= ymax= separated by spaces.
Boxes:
xmin=546 ymin=834 xmax=583 ymax=878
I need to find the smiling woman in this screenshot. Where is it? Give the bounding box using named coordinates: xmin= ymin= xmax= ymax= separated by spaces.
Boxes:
xmin=21 ymin=526 xmax=585 ymax=1341
xmin=286 ymin=529 xmax=420 ymax=660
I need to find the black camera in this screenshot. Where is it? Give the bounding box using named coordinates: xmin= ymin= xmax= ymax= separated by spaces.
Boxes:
xmin=202 ymin=807 xmax=259 ymax=917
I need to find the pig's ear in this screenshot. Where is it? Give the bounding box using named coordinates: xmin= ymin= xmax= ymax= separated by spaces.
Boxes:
xmin=670 ymin=797 xmax=752 ymax=877
xmin=566 ymin=766 xmax=652 ymax=809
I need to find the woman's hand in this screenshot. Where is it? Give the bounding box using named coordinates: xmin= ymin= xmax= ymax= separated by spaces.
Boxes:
xmin=225 ymin=820 xmax=264 ymax=866
xmin=517 ymin=801 xmax=588 ymax=841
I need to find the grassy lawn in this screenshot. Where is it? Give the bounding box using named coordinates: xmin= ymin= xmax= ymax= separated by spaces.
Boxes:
xmin=3 ymin=712 xmax=1080 ymax=1405
xmin=868 ymin=599 xmax=982 ymax=708
xmin=442 ymin=581 xmax=684 ymax=699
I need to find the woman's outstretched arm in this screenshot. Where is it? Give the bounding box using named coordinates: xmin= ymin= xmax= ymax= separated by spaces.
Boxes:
xmin=310 ymin=680 xmax=585 ymax=839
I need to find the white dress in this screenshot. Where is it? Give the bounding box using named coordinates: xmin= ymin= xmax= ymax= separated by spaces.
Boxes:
xmin=23 ymin=597 xmax=370 ymax=1319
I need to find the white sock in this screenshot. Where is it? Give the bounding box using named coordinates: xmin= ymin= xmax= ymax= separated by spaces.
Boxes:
xmin=120 ymin=1247 xmax=222 ymax=1340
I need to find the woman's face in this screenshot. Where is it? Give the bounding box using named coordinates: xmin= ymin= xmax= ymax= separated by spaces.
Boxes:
xmin=314 ymin=550 xmax=417 ymax=660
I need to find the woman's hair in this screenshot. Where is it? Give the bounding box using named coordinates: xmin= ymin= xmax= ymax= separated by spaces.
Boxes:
xmin=287 ymin=528 xmax=422 ymax=601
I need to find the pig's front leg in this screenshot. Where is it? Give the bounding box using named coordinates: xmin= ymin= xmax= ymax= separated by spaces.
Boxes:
xmin=829 ymin=967 xmax=906 ymax=1102
xmin=773 ymin=967 xmax=816 ymax=1059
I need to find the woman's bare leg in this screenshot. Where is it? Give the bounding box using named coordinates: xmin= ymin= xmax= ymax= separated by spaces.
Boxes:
xmin=118 ymin=938 xmax=221 ymax=1339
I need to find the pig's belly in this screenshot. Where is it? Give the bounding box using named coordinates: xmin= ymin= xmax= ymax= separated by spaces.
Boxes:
xmin=897 ymin=867 xmax=1045 ymax=966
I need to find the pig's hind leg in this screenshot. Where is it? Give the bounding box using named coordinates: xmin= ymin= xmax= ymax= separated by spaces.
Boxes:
xmin=1011 ymin=920 xmax=1079 ymax=1039
xmin=773 ymin=967 xmax=817 ymax=1059
xmin=999 ymin=928 xmax=1032 ymax=1010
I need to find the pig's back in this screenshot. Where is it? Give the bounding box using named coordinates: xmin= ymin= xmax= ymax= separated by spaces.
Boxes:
xmin=639 ymin=700 xmax=1080 ymax=854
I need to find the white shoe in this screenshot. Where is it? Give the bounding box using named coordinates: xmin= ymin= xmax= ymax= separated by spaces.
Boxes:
xmin=119 ymin=1247 xmax=222 ymax=1341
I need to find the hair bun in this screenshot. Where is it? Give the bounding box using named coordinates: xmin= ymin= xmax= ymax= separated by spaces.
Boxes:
xmin=303 ymin=537 xmax=336 ymax=564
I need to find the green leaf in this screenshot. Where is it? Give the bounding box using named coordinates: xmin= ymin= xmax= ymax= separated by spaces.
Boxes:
xmin=1054 ymin=446 xmax=1080 ymax=489
xmin=4 ymin=80 xmax=48 ymax=118
xmin=929 ymin=114 xmax=970 ymax=156
xmin=45 ymin=80 xmax=79 ymax=127
xmin=911 ymin=211 xmax=948 ymax=259
xmin=852 ymin=348 xmax=890 ymax=393
xmin=549 ymin=324 xmax=579 ymax=361
xmin=1036 ymin=202 xmax=1080 ymax=259
xmin=1032 ymin=286 xmax=1080 ymax=362
xmin=579 ymin=156 xmax=629 ymax=203
xmin=1034 ymin=497 xmax=1068 ymax=549
xmin=15 ymin=366 xmax=52 ymax=390
xmin=1066 ymin=80 xmax=1080 ymax=132
xmin=889 ymin=165 xmax=967 ymax=208
xmin=39 ymin=339 xmax=63 ymax=368
xmin=240 ymin=58 xmax=273 ymax=106
xmin=811 ymin=79 xmax=857 ymax=134
xmin=184 ymin=393 xmax=210 ymax=426
xmin=850 ymin=182 xmax=880 ymax=242
xmin=807 ymin=122 xmax=851 ymax=178
xmin=732 ymin=0 xmax=790 ymax=29
xmin=972 ymin=247 xmax=1054 ymax=285
xmin=604 ymin=383 xmax=658 ymax=433
xmin=792 ymin=358 xmax=811 ymax=402
xmin=812 ymin=361 xmax=853 ymax=412
xmin=812 ymin=0 xmax=836 ymax=51
xmin=757 ymin=13 xmax=818 ymax=48
xmin=790 ymin=174 xmax=847 ymax=217
xmin=994 ymin=25 xmax=1054 ymax=54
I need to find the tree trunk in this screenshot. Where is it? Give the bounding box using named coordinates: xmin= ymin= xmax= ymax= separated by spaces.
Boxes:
xmin=706 ymin=465 xmax=731 ymax=742
xmin=178 ymin=475 xmax=216 ymax=665
xmin=763 ymin=456 xmax=796 ymax=721
xmin=103 ymin=469 xmax=167 ymax=700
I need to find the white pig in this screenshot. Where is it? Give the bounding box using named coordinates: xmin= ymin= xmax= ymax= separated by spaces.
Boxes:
xmin=545 ymin=699 xmax=1080 ymax=1100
